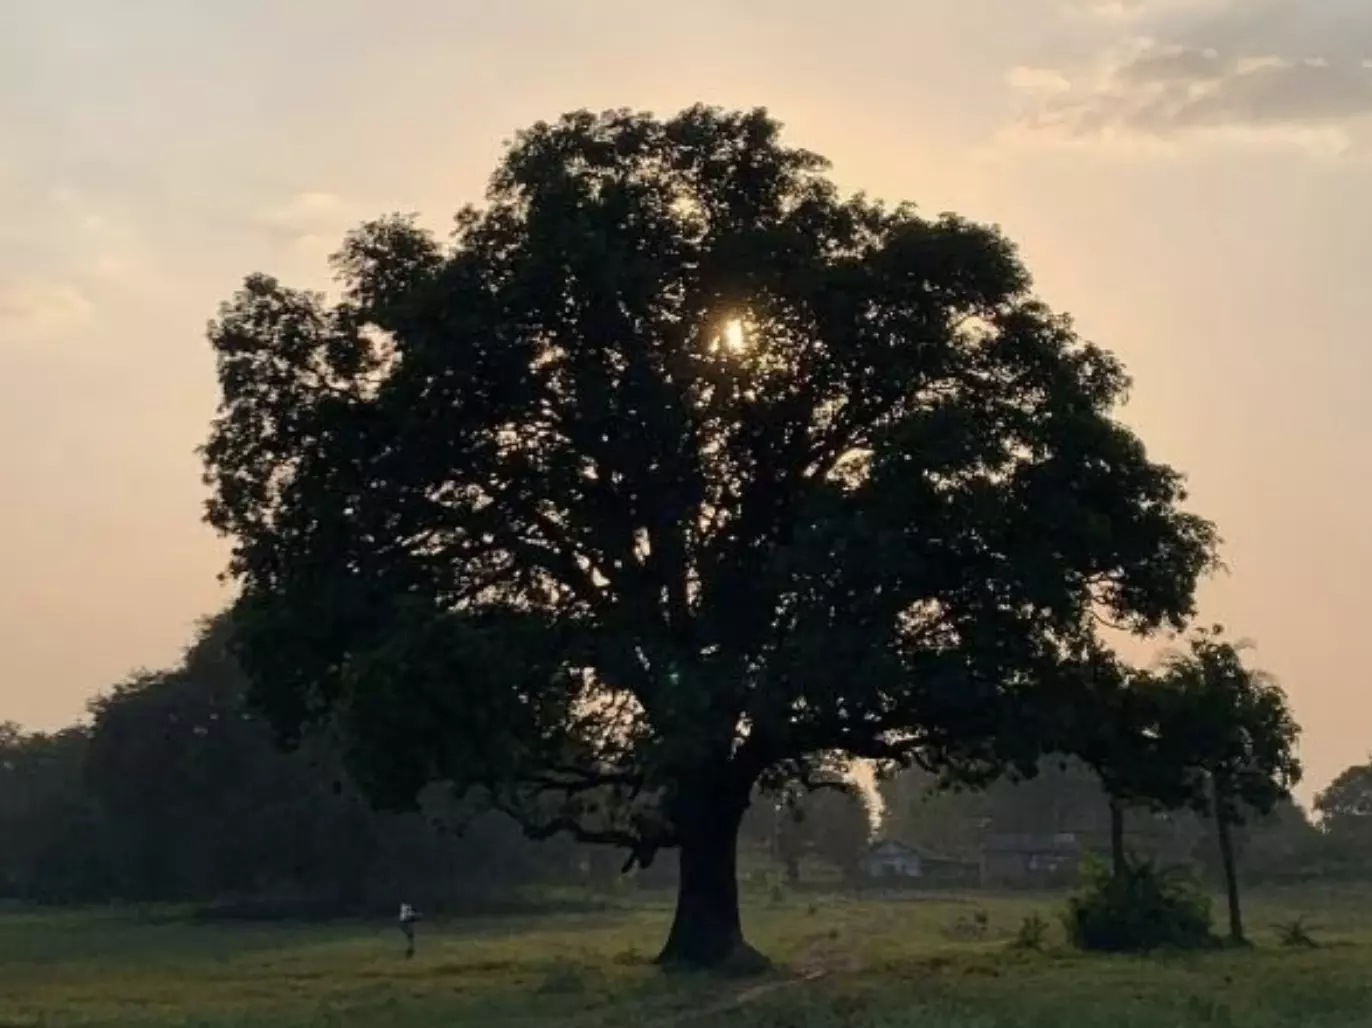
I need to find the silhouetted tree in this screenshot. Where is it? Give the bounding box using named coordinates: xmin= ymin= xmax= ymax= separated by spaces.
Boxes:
xmin=1156 ymin=628 xmax=1302 ymax=943
xmin=755 ymin=779 xmax=873 ymax=883
xmin=200 ymin=105 xmax=1216 ymax=968
xmin=877 ymin=766 xmax=988 ymax=860
xmin=78 ymin=615 xmax=588 ymax=910
xmin=1315 ymin=761 xmax=1372 ymax=852
xmin=0 ymin=726 xmax=105 ymax=902
xmin=1056 ymin=651 xmax=1196 ymax=878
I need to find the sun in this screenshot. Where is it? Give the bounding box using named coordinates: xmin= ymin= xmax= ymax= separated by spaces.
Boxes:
xmin=722 ymin=318 xmax=747 ymax=353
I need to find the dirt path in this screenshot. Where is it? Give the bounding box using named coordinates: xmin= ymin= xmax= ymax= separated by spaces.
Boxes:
xmin=644 ymin=934 xmax=862 ymax=1026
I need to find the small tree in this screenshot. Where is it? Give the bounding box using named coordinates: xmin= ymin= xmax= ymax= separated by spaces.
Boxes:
xmin=1058 ymin=649 xmax=1195 ymax=879
xmin=201 ymin=105 xmax=1216 ymax=969
xmin=1156 ymin=628 xmax=1302 ymax=944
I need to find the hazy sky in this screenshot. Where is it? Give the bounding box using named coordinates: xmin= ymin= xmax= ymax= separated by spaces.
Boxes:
xmin=2 ymin=0 xmax=1368 ymax=801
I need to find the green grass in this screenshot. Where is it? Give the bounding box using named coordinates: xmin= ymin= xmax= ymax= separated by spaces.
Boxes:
xmin=4 ymin=886 xmax=1372 ymax=1026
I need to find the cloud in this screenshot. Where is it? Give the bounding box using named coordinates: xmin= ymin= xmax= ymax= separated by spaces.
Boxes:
xmin=0 ymin=171 xmax=164 ymax=322
xmin=0 ymin=279 xmax=93 ymax=342
xmin=1011 ymin=0 xmax=1372 ymax=154
xmin=249 ymin=191 xmax=361 ymax=270
xmin=1064 ymin=0 xmax=1208 ymax=23
xmin=1005 ymin=66 xmax=1074 ymax=97
xmin=254 ymin=191 xmax=355 ymax=238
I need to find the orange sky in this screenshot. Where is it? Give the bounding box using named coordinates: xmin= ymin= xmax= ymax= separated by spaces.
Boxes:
xmin=2 ymin=0 xmax=1368 ymax=803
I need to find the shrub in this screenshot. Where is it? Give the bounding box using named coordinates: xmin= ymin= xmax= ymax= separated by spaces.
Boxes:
xmin=1063 ymin=858 xmax=1217 ymax=953
xmin=944 ymin=909 xmax=990 ymax=941
xmin=1275 ymin=917 xmax=1318 ymax=948
xmin=1011 ymin=912 xmax=1051 ymax=951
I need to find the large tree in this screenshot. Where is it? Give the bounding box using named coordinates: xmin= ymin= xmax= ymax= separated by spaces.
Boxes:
xmin=201 ymin=105 xmax=1216 ymax=968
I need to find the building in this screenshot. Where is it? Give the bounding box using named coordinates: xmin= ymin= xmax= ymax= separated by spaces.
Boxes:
xmin=980 ymin=832 xmax=1084 ymax=887
xmin=860 ymin=840 xmax=924 ymax=880
xmin=859 ymin=841 xmax=981 ymax=886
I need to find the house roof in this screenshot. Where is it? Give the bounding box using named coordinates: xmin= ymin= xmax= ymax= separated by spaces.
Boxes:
xmin=865 ymin=840 xmax=978 ymax=865
xmin=982 ymin=832 xmax=1081 ymax=854
xmin=866 ymin=839 xmax=919 ymax=857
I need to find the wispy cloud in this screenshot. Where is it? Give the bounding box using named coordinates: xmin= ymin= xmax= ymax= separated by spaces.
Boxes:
xmin=254 ymin=191 xmax=355 ymax=237
xmin=1011 ymin=0 xmax=1372 ymax=155
xmin=0 ymin=279 xmax=93 ymax=342
xmin=250 ymin=190 xmax=361 ymax=265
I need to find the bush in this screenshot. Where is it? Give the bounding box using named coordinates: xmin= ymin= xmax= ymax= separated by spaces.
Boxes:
xmin=1275 ymin=917 xmax=1318 ymax=948
xmin=1011 ymin=912 xmax=1051 ymax=951
xmin=1063 ymin=858 xmax=1217 ymax=953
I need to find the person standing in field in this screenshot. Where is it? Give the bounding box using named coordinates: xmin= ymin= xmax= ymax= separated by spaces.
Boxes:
xmin=398 ymin=902 xmax=421 ymax=958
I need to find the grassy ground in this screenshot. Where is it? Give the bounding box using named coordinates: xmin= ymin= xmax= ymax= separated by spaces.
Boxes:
xmin=3 ymin=885 xmax=1372 ymax=1027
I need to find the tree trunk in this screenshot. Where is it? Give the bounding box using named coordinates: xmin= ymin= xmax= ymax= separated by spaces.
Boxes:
xmin=1213 ymin=778 xmax=1244 ymax=944
xmin=655 ymin=790 xmax=766 ymax=973
xmin=1108 ymin=796 xmax=1127 ymax=879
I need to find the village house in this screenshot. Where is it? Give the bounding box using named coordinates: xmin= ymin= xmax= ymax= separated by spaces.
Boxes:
xmin=860 ymin=840 xmax=924 ymax=880
xmin=979 ymin=832 xmax=1084 ymax=887
xmin=859 ymin=840 xmax=981 ymax=886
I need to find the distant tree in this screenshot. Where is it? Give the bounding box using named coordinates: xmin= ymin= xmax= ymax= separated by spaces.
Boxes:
xmin=877 ymin=766 xmax=988 ymax=860
xmin=808 ymin=786 xmax=874 ymax=880
xmin=84 ymin=618 xmax=387 ymax=903
xmin=1311 ymin=761 xmax=1372 ymax=875
xmin=0 ymin=726 xmax=105 ymax=902
xmin=201 ymin=105 xmax=1216 ymax=968
xmin=82 ymin=614 xmax=580 ymax=910
xmin=1315 ymin=762 xmax=1372 ymax=844
xmin=982 ymin=757 xmax=1107 ymax=840
xmin=1156 ymin=628 xmax=1302 ymax=944
xmin=1197 ymin=797 xmax=1320 ymax=884
xmin=741 ymin=778 xmax=872 ymax=883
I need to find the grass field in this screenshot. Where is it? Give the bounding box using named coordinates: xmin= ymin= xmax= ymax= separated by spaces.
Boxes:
xmin=4 ymin=885 xmax=1372 ymax=1027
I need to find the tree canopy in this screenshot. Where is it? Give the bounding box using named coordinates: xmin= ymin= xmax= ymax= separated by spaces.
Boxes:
xmin=1155 ymin=629 xmax=1302 ymax=824
xmin=1154 ymin=628 xmax=1302 ymax=941
xmin=1316 ymin=762 xmax=1372 ymax=837
xmin=201 ymin=105 xmax=1217 ymax=966
xmin=0 ymin=615 xmax=598 ymax=911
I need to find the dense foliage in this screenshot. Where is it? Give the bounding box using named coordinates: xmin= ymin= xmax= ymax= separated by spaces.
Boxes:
xmin=0 ymin=618 xmax=602 ymax=912
xmin=1064 ymin=858 xmax=1217 ymax=953
xmin=1154 ymin=629 xmax=1303 ymax=941
xmin=200 ymin=104 xmax=1217 ymax=966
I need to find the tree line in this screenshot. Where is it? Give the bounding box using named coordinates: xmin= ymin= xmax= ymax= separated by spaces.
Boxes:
xmin=0 ymin=612 xmax=876 ymax=910
xmin=4 ymin=610 xmax=1370 ymax=934
xmin=0 ymin=615 xmax=610 ymax=911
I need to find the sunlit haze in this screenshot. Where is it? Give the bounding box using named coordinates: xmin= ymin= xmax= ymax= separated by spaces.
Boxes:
xmin=2 ymin=0 xmax=1369 ymax=804
xmin=722 ymin=318 xmax=748 ymax=354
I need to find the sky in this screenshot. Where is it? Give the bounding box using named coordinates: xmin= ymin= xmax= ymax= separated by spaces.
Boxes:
xmin=1 ymin=0 xmax=1368 ymax=803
